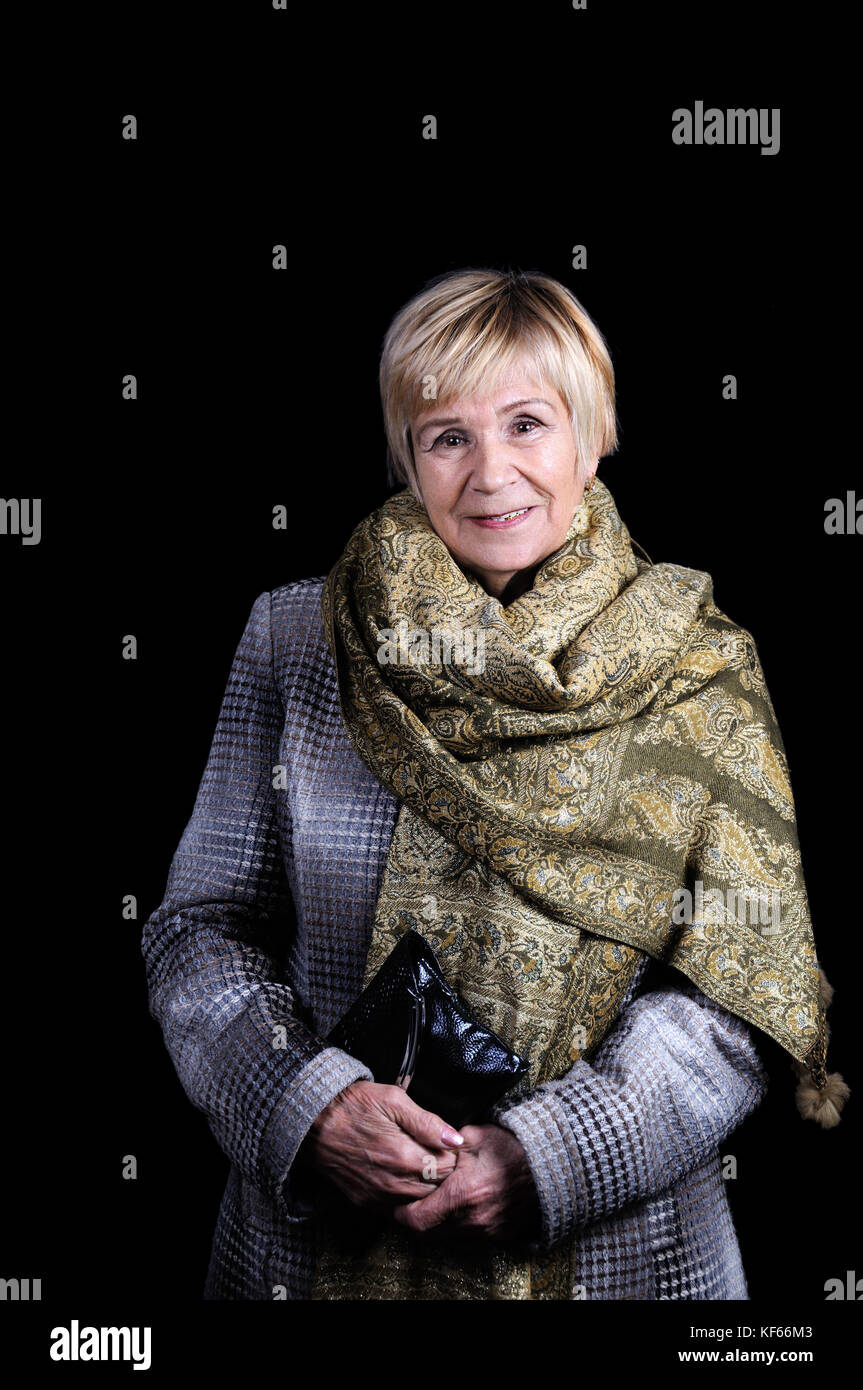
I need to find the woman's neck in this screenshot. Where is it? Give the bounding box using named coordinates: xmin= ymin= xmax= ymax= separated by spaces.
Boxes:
xmin=468 ymin=564 xmax=540 ymax=607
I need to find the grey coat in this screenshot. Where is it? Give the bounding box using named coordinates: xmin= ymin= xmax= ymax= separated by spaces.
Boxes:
xmin=141 ymin=579 xmax=769 ymax=1300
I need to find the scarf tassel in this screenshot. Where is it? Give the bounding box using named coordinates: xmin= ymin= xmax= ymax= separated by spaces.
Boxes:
xmin=792 ymin=970 xmax=850 ymax=1129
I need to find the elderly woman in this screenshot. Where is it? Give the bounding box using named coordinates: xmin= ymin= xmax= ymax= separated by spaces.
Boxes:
xmin=142 ymin=268 xmax=846 ymax=1301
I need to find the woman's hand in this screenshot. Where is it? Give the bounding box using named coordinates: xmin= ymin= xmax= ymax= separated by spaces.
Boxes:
xmin=298 ymin=1080 xmax=465 ymax=1208
xmin=392 ymin=1123 xmax=541 ymax=1243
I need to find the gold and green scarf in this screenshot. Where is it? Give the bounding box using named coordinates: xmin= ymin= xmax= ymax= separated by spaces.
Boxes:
xmin=313 ymin=477 xmax=837 ymax=1299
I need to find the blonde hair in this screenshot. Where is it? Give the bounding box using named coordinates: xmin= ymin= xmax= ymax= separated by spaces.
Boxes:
xmin=379 ymin=267 xmax=618 ymax=492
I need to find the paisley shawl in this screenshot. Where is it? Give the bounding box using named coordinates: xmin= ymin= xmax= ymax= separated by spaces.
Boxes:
xmin=312 ymin=477 xmax=830 ymax=1299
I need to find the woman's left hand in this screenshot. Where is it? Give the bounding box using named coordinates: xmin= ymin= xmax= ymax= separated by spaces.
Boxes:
xmin=391 ymin=1123 xmax=541 ymax=1243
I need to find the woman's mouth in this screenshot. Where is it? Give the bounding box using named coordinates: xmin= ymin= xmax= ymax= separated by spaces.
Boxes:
xmin=467 ymin=506 xmax=536 ymax=530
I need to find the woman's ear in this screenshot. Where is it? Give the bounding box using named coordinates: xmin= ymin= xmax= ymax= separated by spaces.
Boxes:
xmin=579 ymin=458 xmax=598 ymax=493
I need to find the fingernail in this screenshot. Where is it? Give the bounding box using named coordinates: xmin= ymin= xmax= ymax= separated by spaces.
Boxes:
xmin=441 ymin=1127 xmax=463 ymax=1145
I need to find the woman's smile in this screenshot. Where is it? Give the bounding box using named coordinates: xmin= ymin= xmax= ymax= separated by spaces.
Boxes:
xmin=465 ymin=503 xmax=538 ymax=528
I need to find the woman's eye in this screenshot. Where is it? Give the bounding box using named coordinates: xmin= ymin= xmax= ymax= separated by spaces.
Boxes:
xmin=434 ymin=419 xmax=541 ymax=450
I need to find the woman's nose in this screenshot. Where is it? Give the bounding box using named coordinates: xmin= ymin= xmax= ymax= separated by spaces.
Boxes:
xmin=468 ymin=442 xmax=519 ymax=493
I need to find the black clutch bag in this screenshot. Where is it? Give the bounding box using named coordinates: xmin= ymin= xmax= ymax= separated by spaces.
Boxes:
xmin=327 ymin=929 xmax=529 ymax=1130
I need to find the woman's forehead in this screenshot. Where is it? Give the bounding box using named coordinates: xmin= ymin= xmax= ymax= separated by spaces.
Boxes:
xmin=411 ymin=371 xmax=563 ymax=429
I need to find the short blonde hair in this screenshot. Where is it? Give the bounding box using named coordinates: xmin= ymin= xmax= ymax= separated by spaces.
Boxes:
xmin=379 ymin=267 xmax=618 ymax=491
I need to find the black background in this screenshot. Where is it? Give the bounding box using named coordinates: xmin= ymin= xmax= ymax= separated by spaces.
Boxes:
xmin=2 ymin=0 xmax=858 ymax=1367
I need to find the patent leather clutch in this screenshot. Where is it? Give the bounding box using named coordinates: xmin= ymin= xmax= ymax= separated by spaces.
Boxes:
xmin=327 ymin=929 xmax=529 ymax=1130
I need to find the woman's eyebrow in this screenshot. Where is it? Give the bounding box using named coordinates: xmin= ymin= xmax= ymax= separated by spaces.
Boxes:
xmin=497 ymin=397 xmax=554 ymax=414
xmin=416 ymin=398 xmax=554 ymax=439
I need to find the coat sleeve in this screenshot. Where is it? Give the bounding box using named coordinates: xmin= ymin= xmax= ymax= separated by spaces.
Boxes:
xmin=492 ymin=968 xmax=769 ymax=1251
xmin=140 ymin=590 xmax=373 ymax=1222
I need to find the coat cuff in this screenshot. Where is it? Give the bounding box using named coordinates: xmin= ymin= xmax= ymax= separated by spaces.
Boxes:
xmin=492 ymin=1078 xmax=588 ymax=1251
xmin=263 ymin=1046 xmax=373 ymax=1221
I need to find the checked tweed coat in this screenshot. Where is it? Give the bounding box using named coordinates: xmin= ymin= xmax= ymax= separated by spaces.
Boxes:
xmin=141 ymin=580 xmax=769 ymax=1300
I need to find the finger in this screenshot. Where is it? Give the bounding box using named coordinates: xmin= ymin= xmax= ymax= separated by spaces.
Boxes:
xmin=311 ymin=1127 xmax=457 ymax=1198
xmin=359 ymin=1124 xmax=460 ymax=1186
xmin=385 ymin=1089 xmax=465 ymax=1151
xmin=373 ymin=1150 xmax=456 ymax=1195
xmin=370 ymin=1172 xmax=452 ymax=1202
xmin=376 ymin=1128 xmax=459 ymax=1179
xmin=392 ymin=1170 xmax=471 ymax=1233
xmin=452 ymin=1124 xmax=486 ymax=1150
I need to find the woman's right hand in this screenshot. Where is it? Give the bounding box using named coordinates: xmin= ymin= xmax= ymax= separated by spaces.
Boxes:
xmin=298 ymin=1080 xmax=465 ymax=1208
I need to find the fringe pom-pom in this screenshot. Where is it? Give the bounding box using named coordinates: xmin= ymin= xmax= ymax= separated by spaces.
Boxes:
xmin=790 ymin=966 xmax=849 ymax=1125
xmin=794 ymin=1070 xmax=850 ymax=1129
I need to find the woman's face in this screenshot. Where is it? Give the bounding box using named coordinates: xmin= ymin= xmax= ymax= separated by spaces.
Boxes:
xmin=410 ymin=368 xmax=593 ymax=601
